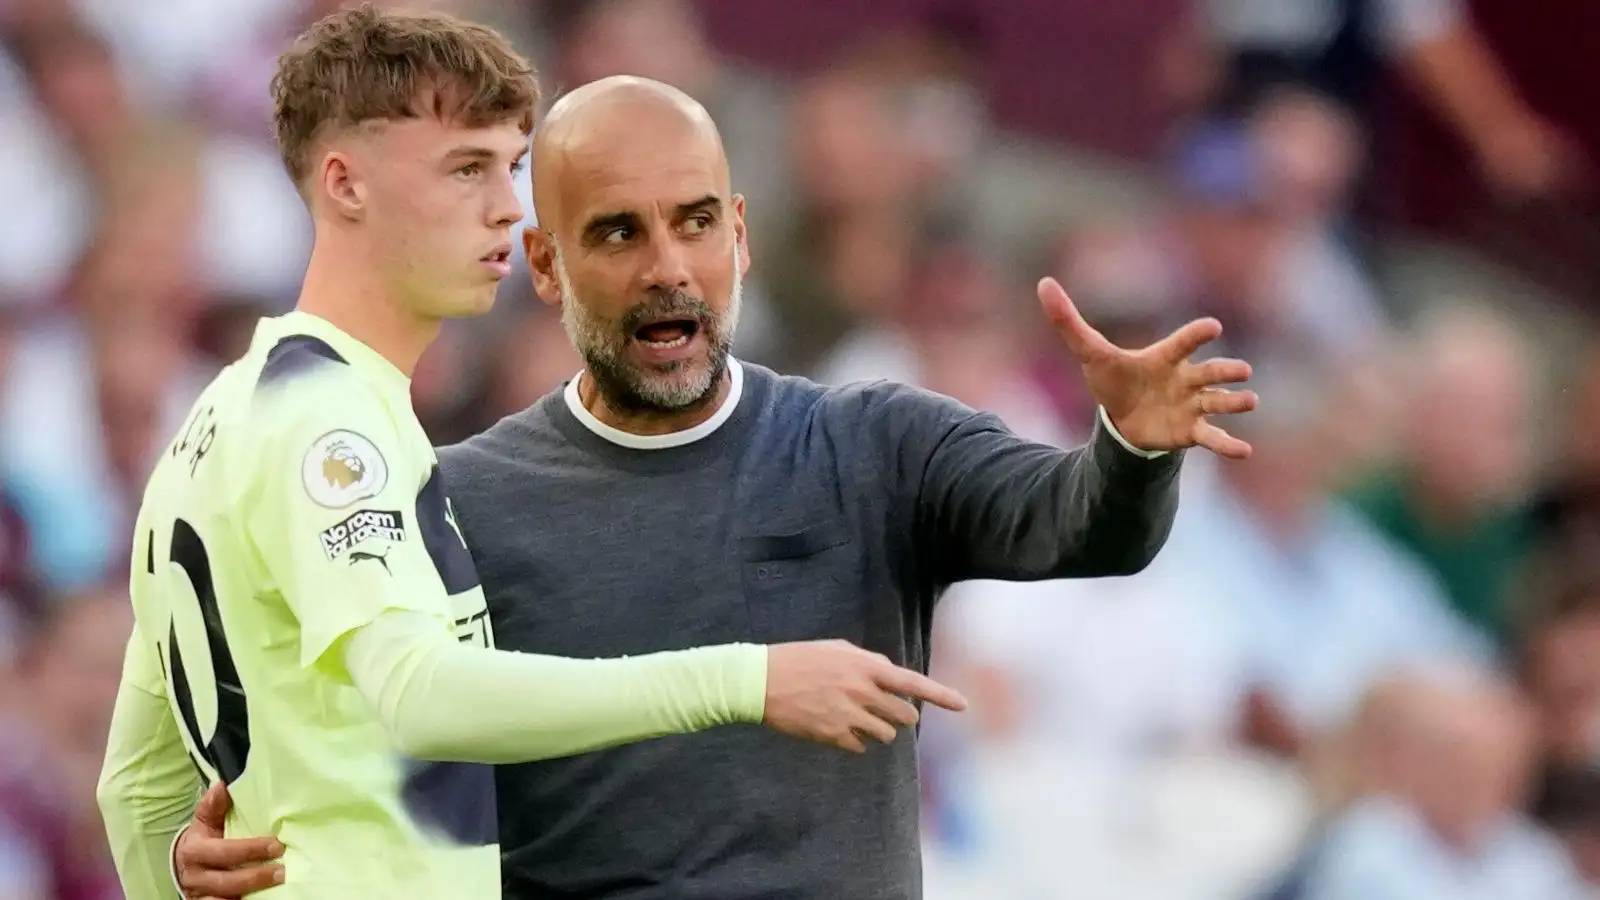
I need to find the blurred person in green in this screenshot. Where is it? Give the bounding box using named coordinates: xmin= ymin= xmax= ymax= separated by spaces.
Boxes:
xmin=1347 ymin=306 xmax=1537 ymax=647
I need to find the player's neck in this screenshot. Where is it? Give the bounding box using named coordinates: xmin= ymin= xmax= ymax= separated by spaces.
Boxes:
xmin=578 ymin=368 xmax=732 ymax=436
xmin=297 ymin=243 xmax=441 ymax=378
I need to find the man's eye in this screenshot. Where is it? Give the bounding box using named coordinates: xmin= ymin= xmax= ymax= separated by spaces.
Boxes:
xmin=601 ymin=228 xmax=632 ymax=245
xmin=457 ymin=162 xmax=482 ymax=177
xmin=510 ymin=159 xmax=527 ymax=176
xmin=684 ymin=215 xmax=714 ymax=234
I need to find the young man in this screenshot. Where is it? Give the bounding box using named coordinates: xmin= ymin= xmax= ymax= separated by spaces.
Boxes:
xmin=95 ymin=11 xmax=963 ymax=900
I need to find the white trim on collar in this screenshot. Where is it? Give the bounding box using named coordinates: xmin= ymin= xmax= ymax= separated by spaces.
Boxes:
xmin=563 ymin=358 xmax=744 ymax=450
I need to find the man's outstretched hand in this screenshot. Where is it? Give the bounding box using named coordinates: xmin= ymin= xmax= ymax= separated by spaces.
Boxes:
xmin=1039 ymin=277 xmax=1257 ymax=459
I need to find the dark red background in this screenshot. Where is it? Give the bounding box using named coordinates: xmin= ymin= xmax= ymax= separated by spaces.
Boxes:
xmin=695 ymin=0 xmax=1600 ymax=298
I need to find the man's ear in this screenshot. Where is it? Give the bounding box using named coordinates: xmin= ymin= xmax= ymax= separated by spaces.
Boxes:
xmin=731 ymin=193 xmax=751 ymax=277
xmin=522 ymin=227 xmax=562 ymax=308
xmin=321 ymin=152 xmax=365 ymax=221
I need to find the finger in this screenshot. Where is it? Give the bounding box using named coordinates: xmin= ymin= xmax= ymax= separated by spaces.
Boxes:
xmin=835 ymin=730 xmax=867 ymax=754
xmin=1185 ymin=357 xmax=1252 ymax=387
xmin=183 ymin=863 xmax=284 ymax=898
xmin=1155 ymin=317 xmax=1224 ymax=365
xmin=1037 ymin=277 xmax=1117 ymax=360
xmin=191 ymin=836 xmax=285 ymax=869
xmin=194 ymin=781 xmax=232 ymax=829
xmin=850 ymin=708 xmax=899 ymax=745
xmin=1193 ymin=421 xmax=1252 ymax=460
xmin=863 ymin=692 xmax=921 ymax=729
xmin=874 ymin=666 xmax=969 ymax=712
xmin=1198 ymin=389 xmax=1258 ymax=417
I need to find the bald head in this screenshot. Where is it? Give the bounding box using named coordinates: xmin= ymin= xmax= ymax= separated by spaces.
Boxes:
xmin=532 ymin=76 xmax=727 ymax=228
xmin=520 ymin=75 xmax=750 ymax=421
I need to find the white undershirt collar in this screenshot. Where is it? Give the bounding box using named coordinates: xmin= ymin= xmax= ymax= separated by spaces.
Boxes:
xmin=564 ymin=358 xmax=744 ymax=450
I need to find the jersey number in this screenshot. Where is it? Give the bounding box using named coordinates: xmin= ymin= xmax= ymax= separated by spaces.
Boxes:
xmin=152 ymin=520 xmax=252 ymax=785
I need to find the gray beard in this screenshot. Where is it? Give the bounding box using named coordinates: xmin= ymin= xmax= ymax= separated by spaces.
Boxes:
xmin=554 ymin=242 xmax=742 ymax=415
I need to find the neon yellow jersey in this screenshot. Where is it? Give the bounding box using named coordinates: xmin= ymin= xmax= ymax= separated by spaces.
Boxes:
xmin=127 ymin=311 xmax=498 ymax=898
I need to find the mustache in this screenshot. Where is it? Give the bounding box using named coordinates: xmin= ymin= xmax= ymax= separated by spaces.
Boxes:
xmin=619 ymin=290 xmax=714 ymax=334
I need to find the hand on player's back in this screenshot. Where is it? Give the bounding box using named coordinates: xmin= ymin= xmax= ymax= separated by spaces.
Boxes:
xmin=763 ymin=640 xmax=967 ymax=753
xmin=174 ymin=781 xmax=283 ymax=899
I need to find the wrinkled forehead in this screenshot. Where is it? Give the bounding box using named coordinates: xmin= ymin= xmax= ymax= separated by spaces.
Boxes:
xmin=550 ymin=126 xmax=727 ymax=235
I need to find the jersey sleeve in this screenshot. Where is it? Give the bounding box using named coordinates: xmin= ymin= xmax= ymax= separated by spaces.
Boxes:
xmin=96 ymin=623 xmax=203 ymax=900
xmin=246 ymin=372 xmax=455 ymax=674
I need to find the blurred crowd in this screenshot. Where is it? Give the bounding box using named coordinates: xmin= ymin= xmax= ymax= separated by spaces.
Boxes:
xmin=2 ymin=0 xmax=1599 ymax=898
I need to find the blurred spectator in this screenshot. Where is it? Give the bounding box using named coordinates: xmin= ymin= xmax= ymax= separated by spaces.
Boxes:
xmin=1148 ymin=361 xmax=1487 ymax=755
xmin=1245 ymin=87 xmax=1391 ymax=363
xmin=1289 ymin=666 xmax=1585 ymax=899
xmin=0 ymin=588 xmax=131 ymax=900
xmin=1154 ymin=0 xmax=1584 ymax=199
xmin=1518 ymin=562 xmax=1600 ymax=771
xmin=1532 ymin=765 xmax=1600 ymax=893
xmin=538 ymin=0 xmax=791 ymax=238
xmin=815 ymin=238 xmax=1068 ymax=445
xmin=757 ymin=69 xmax=924 ymax=374
xmin=1349 ymin=306 xmax=1538 ymax=645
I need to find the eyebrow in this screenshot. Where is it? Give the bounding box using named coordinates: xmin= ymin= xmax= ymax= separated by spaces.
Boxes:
xmin=442 ymin=145 xmax=530 ymax=166
xmin=579 ymin=196 xmax=723 ymax=244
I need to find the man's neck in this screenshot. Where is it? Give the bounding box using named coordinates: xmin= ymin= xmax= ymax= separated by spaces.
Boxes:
xmin=577 ymin=369 xmax=732 ymax=436
xmin=296 ymin=242 xmax=440 ymax=377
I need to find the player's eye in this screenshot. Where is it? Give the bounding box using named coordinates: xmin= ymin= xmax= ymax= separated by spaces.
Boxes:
xmin=455 ymin=162 xmax=483 ymax=178
xmin=600 ymin=227 xmax=633 ymax=245
xmin=509 ymin=158 xmax=527 ymax=176
xmin=683 ymin=215 xmax=715 ymax=235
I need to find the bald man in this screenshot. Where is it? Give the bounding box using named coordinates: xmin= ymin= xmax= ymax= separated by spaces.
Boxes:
xmin=175 ymin=75 xmax=1258 ymax=899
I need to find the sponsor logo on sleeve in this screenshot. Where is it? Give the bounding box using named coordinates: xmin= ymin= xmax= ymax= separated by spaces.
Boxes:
xmin=320 ymin=509 xmax=407 ymax=561
xmin=302 ymin=429 xmax=389 ymax=509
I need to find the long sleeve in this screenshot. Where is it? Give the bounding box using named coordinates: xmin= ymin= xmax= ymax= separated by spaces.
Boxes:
xmin=96 ymin=624 xmax=202 ymax=900
xmin=341 ymin=610 xmax=769 ymax=763
xmin=864 ymin=384 xmax=1184 ymax=584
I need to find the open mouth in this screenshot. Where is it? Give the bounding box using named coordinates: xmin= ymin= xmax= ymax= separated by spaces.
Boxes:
xmin=632 ymin=318 xmax=700 ymax=349
xmin=481 ymin=247 xmax=512 ymax=264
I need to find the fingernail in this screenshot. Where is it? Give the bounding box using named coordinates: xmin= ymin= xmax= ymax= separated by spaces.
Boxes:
xmin=268 ymin=840 xmax=285 ymax=856
xmin=273 ymin=866 xmax=286 ymax=884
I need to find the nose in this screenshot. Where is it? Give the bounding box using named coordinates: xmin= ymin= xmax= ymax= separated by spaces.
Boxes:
xmin=488 ymin=173 xmax=524 ymax=229
xmin=639 ymin=231 xmax=692 ymax=292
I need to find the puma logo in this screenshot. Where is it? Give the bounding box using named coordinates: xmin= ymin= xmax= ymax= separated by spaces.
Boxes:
xmin=348 ymin=547 xmax=391 ymax=575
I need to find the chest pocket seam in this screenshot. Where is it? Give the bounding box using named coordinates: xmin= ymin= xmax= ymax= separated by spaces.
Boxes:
xmin=738 ymin=520 xmax=859 ymax=643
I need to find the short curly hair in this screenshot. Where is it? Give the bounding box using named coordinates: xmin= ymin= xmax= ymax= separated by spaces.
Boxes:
xmin=270 ymin=4 xmax=539 ymax=189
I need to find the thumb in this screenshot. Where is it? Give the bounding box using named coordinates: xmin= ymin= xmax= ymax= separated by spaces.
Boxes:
xmin=1037 ymin=277 xmax=1114 ymax=360
xmin=195 ymin=780 xmax=232 ymax=830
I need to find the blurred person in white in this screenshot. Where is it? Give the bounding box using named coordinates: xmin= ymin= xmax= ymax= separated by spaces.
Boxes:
xmin=1288 ymin=665 xmax=1586 ymax=900
xmin=1347 ymin=305 xmax=1537 ymax=648
xmin=1151 ymin=359 xmax=1488 ymax=758
xmin=0 ymin=7 xmax=127 ymax=307
xmin=0 ymin=588 xmax=132 ymax=900
xmin=1155 ymin=0 xmax=1583 ymax=200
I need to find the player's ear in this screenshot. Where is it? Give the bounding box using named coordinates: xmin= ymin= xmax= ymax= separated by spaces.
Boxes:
xmin=523 ymin=227 xmax=562 ymax=309
xmin=320 ymin=152 xmax=365 ymax=221
xmin=731 ymin=193 xmax=751 ymax=277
